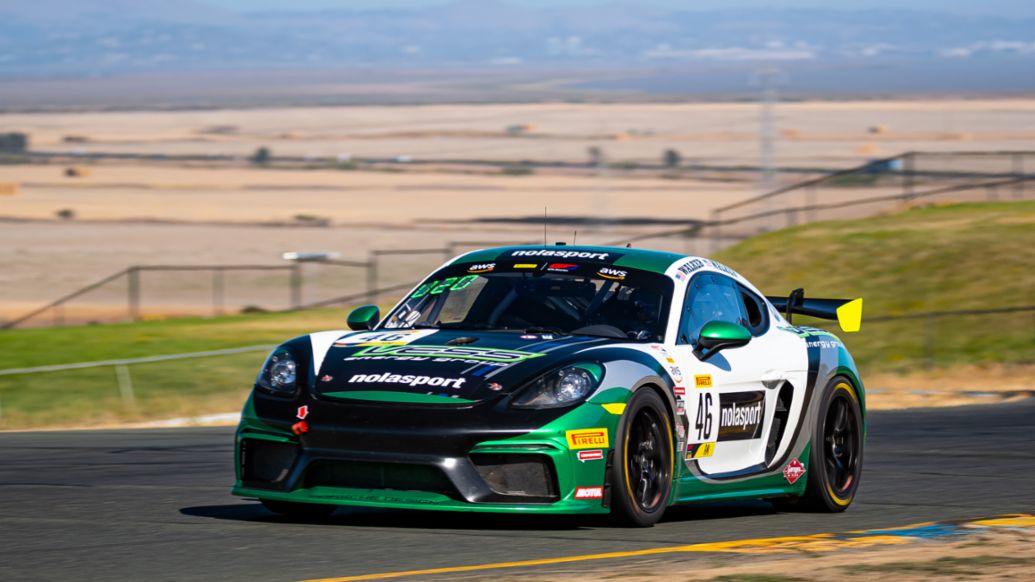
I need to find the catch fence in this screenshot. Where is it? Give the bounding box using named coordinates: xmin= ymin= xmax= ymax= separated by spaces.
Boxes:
xmin=0 ymin=304 xmax=1029 ymax=429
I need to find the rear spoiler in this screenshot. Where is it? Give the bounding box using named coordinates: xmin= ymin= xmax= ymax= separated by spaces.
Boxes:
xmin=766 ymin=288 xmax=863 ymax=333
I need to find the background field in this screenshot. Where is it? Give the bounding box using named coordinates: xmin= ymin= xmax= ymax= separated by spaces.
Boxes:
xmin=2 ymin=201 xmax=1031 ymax=430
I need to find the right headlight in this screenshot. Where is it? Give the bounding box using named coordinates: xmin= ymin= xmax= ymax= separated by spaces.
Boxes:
xmin=256 ymin=346 xmax=298 ymax=395
xmin=510 ymin=363 xmax=603 ymax=409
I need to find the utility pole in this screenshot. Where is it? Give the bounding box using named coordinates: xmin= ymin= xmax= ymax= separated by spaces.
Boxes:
xmin=754 ymin=67 xmax=781 ymax=231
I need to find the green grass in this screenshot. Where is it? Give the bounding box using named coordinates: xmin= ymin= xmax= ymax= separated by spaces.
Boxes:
xmin=0 ymin=307 xmax=359 ymax=429
xmin=716 ymin=201 xmax=1035 ymax=373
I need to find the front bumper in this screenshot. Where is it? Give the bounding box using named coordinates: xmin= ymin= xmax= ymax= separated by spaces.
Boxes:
xmin=231 ymin=391 xmax=621 ymax=514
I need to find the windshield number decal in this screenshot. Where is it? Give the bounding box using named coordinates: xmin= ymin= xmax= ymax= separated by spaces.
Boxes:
xmin=411 ymin=275 xmax=478 ymax=298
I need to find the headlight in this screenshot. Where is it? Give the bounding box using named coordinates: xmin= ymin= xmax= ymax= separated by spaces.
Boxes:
xmin=510 ymin=364 xmax=603 ymax=409
xmin=257 ymin=347 xmax=298 ymax=394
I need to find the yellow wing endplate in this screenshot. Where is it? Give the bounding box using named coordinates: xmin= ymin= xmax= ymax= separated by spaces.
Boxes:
xmin=836 ymin=298 xmax=863 ymax=333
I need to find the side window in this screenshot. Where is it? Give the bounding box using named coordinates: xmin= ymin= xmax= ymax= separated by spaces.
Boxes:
xmin=737 ymin=284 xmax=770 ymax=336
xmin=679 ymin=274 xmax=745 ymax=344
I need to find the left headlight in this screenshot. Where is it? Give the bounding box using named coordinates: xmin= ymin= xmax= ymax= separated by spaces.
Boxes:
xmin=256 ymin=347 xmax=298 ymax=395
xmin=510 ymin=364 xmax=603 ymax=409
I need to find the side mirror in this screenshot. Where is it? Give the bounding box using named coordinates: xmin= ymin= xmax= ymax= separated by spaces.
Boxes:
xmin=347 ymin=305 xmax=380 ymax=331
xmin=693 ymin=321 xmax=751 ymax=361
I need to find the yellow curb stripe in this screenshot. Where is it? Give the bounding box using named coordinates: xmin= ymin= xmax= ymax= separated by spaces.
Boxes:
xmin=300 ymin=513 xmax=1035 ymax=582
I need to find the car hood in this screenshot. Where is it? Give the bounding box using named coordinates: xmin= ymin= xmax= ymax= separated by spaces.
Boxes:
xmin=313 ymin=329 xmax=616 ymax=403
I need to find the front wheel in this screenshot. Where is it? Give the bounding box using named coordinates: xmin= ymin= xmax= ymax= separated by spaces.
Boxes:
xmin=260 ymin=499 xmax=337 ymax=519
xmin=610 ymin=389 xmax=675 ymax=527
xmin=779 ymin=377 xmax=864 ymax=512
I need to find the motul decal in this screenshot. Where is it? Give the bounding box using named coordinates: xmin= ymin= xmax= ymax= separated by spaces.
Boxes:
xmin=576 ymin=449 xmax=604 ymax=462
xmin=784 ymin=458 xmax=806 ymax=484
xmin=574 ymin=486 xmax=604 ymax=499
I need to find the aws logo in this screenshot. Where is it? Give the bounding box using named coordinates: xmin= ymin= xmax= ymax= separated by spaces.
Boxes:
xmin=467 ymin=263 xmax=495 ymax=273
xmin=597 ymin=267 xmax=627 ymax=281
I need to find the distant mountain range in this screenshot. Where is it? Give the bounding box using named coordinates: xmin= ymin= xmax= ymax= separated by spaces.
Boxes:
xmin=2 ymin=0 xmax=1034 ymax=96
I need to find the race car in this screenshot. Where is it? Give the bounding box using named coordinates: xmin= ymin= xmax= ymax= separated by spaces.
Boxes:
xmin=233 ymin=244 xmax=865 ymax=526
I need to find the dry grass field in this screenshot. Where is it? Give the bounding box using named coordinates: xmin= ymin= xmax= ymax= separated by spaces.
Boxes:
xmin=2 ymin=98 xmax=1033 ymax=323
xmin=9 ymin=99 xmax=1035 ymax=165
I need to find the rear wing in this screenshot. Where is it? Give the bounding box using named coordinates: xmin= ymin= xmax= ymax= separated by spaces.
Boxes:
xmin=766 ymin=288 xmax=863 ymax=333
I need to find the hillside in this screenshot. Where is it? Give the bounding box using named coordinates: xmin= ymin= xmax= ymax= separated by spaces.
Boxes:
xmin=717 ymin=200 xmax=1035 ymax=372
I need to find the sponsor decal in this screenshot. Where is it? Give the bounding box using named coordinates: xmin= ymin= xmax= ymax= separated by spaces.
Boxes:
xmin=320 ymin=374 xmax=334 ymax=382
xmin=574 ymin=486 xmax=604 ymax=499
xmin=665 ymin=356 xmax=676 ymax=364
xmin=676 ymin=405 xmax=686 ymax=416
xmin=514 ymin=263 xmax=538 ymax=269
xmin=709 ymin=259 xmax=740 ymax=278
xmin=519 ymin=334 xmax=537 ymax=340
xmin=296 ymin=405 xmax=309 ymax=420
xmin=668 ymin=365 xmax=684 ymax=383
xmin=597 ymin=267 xmax=627 ymax=281
xmin=348 ymin=372 xmax=466 ymax=389
xmin=694 ymin=374 xmax=713 ymax=388
xmin=291 ymin=421 xmax=309 ymax=435
xmin=509 ymin=249 xmax=615 ymax=261
xmin=686 ymin=441 xmax=715 ymax=459
xmin=718 ymin=391 xmax=765 ymax=441
xmin=677 ymin=258 xmax=706 ymax=276
xmin=566 ymin=428 xmax=609 ymax=449
xmin=547 ymin=263 xmax=579 ymax=272
xmin=349 ymin=344 xmax=544 ymax=364
xmin=676 ymin=423 xmax=686 ymax=440
xmin=576 ymin=449 xmax=604 ymax=462
xmin=784 ymin=458 xmax=806 ymax=484
xmin=467 ymin=262 xmax=495 ymax=273
xmin=488 ymin=382 xmax=503 ymax=391
xmin=334 ymin=330 xmax=434 ymax=347
xmin=673 ymin=386 xmax=686 ymax=395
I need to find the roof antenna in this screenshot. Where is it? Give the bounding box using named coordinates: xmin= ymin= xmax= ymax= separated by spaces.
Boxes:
xmin=626 ymin=242 xmax=632 ymax=248
xmin=573 ymin=230 xmax=577 ymax=246
xmin=543 ymin=206 xmax=547 ymax=246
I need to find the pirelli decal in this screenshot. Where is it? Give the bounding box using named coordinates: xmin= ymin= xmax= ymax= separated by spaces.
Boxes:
xmin=718 ymin=391 xmax=765 ymax=441
xmin=694 ymin=374 xmax=712 ymax=388
xmin=566 ymin=428 xmax=609 ymax=450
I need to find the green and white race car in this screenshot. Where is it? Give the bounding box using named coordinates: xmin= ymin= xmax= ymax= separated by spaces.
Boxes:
xmin=233 ymin=245 xmax=865 ymax=526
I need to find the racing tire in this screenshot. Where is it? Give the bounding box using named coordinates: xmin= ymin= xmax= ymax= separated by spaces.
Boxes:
xmin=777 ymin=376 xmax=864 ymax=512
xmin=260 ymin=499 xmax=337 ymax=519
xmin=610 ymin=388 xmax=675 ymax=527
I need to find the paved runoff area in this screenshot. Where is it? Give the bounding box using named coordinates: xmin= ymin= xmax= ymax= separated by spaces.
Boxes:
xmin=1 ymin=400 xmax=1033 ymax=581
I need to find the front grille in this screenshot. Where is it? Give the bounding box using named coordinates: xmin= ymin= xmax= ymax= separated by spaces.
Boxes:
xmin=303 ymin=460 xmax=457 ymax=497
xmin=470 ymin=453 xmax=558 ymax=501
xmin=241 ymin=439 xmax=299 ymax=484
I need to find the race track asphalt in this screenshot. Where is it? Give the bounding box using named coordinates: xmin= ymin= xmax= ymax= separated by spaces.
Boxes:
xmin=1 ymin=399 xmax=1033 ymax=582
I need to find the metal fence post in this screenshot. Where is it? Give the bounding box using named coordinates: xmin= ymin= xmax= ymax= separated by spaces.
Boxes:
xmin=115 ymin=364 xmax=135 ymax=406
xmin=127 ymin=267 xmax=140 ymax=321
xmin=1015 ymin=153 xmax=1025 ymax=200
xmin=289 ymin=263 xmax=302 ymax=309
xmin=367 ymin=252 xmax=378 ymax=305
xmin=902 ymin=153 xmax=915 ymax=201
xmin=710 ymin=210 xmax=721 ymax=255
xmin=212 ymin=268 xmax=225 ymax=316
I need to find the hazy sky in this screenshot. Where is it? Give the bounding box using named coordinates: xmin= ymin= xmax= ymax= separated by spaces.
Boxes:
xmin=200 ymin=0 xmax=1035 ymax=17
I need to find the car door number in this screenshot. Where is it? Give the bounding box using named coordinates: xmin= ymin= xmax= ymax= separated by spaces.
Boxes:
xmin=687 ymin=390 xmax=720 ymax=445
xmin=694 ymin=392 xmax=713 ymax=440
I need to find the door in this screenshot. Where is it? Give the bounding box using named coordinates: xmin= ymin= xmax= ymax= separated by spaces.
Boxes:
xmin=671 ymin=272 xmax=781 ymax=476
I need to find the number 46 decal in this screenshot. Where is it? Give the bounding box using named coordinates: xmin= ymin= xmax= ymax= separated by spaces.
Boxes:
xmin=694 ymin=392 xmax=713 ymax=441
xmin=686 ymin=390 xmax=719 ymax=460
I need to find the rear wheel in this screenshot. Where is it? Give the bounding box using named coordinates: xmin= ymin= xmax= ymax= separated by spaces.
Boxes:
xmin=260 ymin=499 xmax=337 ymax=519
xmin=610 ymin=389 xmax=674 ymax=527
xmin=777 ymin=377 xmax=863 ymax=512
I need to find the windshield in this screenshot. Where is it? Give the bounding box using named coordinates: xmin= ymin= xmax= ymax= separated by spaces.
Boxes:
xmin=381 ymin=260 xmax=673 ymax=341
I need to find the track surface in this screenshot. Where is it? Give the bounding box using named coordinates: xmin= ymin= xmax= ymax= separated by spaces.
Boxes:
xmin=1 ymin=400 xmax=1033 ymax=582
